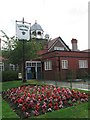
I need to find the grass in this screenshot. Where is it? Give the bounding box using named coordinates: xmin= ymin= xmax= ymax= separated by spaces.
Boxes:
xmin=37 ymin=102 xmax=88 ymax=118
xmin=2 ymin=80 xmax=43 ymax=91
xmin=2 ymin=99 xmax=18 ymax=118
xmin=1 ymin=80 xmax=89 ymax=119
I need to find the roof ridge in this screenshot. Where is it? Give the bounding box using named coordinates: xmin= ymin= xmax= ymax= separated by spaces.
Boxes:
xmin=48 ymin=37 xmax=59 ymax=49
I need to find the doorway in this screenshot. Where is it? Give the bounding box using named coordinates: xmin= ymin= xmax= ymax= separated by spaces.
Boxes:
xmin=26 ymin=61 xmax=41 ymax=80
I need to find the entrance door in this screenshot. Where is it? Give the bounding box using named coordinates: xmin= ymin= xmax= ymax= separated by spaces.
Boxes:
xmin=31 ymin=67 xmax=36 ymax=79
xmin=27 ymin=67 xmax=32 ymax=79
xmin=37 ymin=67 xmax=41 ymax=80
xmin=26 ymin=67 xmax=36 ymax=80
xmin=26 ymin=61 xmax=41 ymax=80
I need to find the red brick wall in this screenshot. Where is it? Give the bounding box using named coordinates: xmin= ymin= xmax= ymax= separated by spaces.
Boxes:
xmin=41 ymin=51 xmax=89 ymax=81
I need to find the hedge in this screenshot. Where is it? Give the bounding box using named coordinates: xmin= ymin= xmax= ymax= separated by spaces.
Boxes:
xmin=2 ymin=71 xmax=18 ymax=82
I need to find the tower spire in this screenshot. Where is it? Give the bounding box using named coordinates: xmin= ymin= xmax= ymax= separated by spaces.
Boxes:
xmin=22 ymin=17 xmax=24 ymax=24
xmin=35 ymin=20 xmax=37 ymax=24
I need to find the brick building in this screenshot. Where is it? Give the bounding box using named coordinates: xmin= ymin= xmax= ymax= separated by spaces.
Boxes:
xmin=39 ymin=37 xmax=89 ymax=81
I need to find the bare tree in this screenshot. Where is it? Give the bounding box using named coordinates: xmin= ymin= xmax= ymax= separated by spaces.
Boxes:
xmin=0 ymin=30 xmax=16 ymax=51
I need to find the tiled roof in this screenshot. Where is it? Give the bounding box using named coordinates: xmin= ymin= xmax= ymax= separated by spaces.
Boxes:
xmin=48 ymin=37 xmax=59 ymax=49
xmin=48 ymin=36 xmax=71 ymax=51
xmin=82 ymin=49 xmax=90 ymax=52
xmin=37 ymin=49 xmax=48 ymax=55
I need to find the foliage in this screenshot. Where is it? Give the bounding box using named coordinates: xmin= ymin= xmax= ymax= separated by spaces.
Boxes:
xmin=76 ymin=69 xmax=88 ymax=79
xmin=0 ymin=30 xmax=16 ymax=51
xmin=2 ymin=71 xmax=18 ymax=82
xmin=1 ymin=30 xmax=17 ymax=67
xmin=7 ymin=40 xmax=43 ymax=74
xmin=1 ymin=30 xmax=43 ymax=73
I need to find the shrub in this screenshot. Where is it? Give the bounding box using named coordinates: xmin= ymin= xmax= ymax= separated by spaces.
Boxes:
xmin=2 ymin=71 xmax=18 ymax=82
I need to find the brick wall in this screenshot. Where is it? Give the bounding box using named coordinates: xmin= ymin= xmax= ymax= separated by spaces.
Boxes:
xmin=41 ymin=50 xmax=89 ymax=81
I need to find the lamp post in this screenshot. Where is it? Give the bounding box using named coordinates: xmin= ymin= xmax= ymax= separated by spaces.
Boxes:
xmin=16 ymin=18 xmax=31 ymax=82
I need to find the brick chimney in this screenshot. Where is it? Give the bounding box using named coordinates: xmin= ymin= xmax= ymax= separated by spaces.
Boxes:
xmin=71 ymin=38 xmax=78 ymax=51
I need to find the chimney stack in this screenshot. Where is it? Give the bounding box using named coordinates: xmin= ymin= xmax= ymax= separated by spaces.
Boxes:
xmin=71 ymin=38 xmax=78 ymax=51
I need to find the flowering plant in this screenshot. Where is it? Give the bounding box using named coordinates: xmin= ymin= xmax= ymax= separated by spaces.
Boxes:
xmin=2 ymin=85 xmax=88 ymax=118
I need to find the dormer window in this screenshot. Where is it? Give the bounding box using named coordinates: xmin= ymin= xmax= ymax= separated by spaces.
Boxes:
xmin=54 ymin=47 xmax=64 ymax=50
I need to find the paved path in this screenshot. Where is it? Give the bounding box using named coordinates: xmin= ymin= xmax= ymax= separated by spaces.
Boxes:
xmin=42 ymin=80 xmax=90 ymax=91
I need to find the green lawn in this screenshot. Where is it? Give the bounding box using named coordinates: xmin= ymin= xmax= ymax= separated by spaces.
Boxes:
xmin=37 ymin=102 xmax=88 ymax=118
xmin=2 ymin=80 xmax=43 ymax=91
xmin=1 ymin=80 xmax=89 ymax=119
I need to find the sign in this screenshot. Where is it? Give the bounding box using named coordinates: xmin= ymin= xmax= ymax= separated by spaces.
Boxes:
xmin=16 ymin=23 xmax=30 ymax=40
xmin=18 ymin=73 xmax=22 ymax=79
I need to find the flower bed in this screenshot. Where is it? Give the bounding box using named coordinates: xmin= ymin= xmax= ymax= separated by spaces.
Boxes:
xmin=2 ymin=85 xmax=88 ymax=118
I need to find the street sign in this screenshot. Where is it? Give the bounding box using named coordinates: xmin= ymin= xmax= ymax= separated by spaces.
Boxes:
xmin=16 ymin=23 xmax=30 ymax=40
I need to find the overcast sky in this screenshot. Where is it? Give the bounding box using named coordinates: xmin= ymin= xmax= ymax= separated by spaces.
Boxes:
xmin=0 ymin=0 xmax=89 ymax=50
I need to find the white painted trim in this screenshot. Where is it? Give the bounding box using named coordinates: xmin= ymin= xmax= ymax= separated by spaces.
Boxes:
xmin=26 ymin=61 xmax=41 ymax=63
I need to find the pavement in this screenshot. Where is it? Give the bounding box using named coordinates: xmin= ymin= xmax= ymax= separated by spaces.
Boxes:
xmin=42 ymin=80 xmax=90 ymax=91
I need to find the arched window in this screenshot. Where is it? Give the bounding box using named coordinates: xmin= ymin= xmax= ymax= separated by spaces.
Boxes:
xmin=32 ymin=31 xmax=36 ymax=36
xmin=38 ymin=31 xmax=41 ymax=35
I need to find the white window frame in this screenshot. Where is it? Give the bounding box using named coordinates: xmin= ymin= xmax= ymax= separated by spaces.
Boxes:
xmin=54 ymin=47 xmax=64 ymax=51
xmin=0 ymin=62 xmax=4 ymax=71
xmin=79 ymin=60 xmax=88 ymax=68
xmin=62 ymin=60 xmax=68 ymax=69
xmin=44 ymin=60 xmax=52 ymax=70
xmin=9 ymin=64 xmax=15 ymax=71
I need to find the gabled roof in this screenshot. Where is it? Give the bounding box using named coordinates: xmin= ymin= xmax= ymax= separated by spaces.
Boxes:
xmin=48 ymin=37 xmax=58 ymax=49
xmin=37 ymin=36 xmax=71 ymax=56
xmin=48 ymin=36 xmax=71 ymax=51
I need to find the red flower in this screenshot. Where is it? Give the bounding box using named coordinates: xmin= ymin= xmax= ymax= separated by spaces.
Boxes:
xmin=18 ymin=98 xmax=23 ymax=104
xmin=35 ymin=104 xmax=40 ymax=110
xmin=48 ymin=103 xmax=52 ymax=108
xmin=27 ymin=93 xmax=30 ymax=97
xmin=42 ymin=109 xmax=46 ymax=113
xmin=2 ymin=84 xmax=89 ymax=118
xmin=54 ymin=105 xmax=59 ymax=110
xmin=22 ymin=106 xmax=26 ymax=111
xmin=42 ymin=104 xmax=46 ymax=109
xmin=34 ymin=110 xmax=39 ymax=116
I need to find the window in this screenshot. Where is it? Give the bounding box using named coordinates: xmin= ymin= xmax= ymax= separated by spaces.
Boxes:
xmin=32 ymin=63 xmax=36 ymax=67
xmin=0 ymin=62 xmax=4 ymax=71
xmin=32 ymin=31 xmax=36 ymax=36
xmin=44 ymin=61 xmax=52 ymax=70
xmin=9 ymin=64 xmax=15 ymax=71
xmin=37 ymin=63 xmax=41 ymax=67
xmin=38 ymin=31 xmax=41 ymax=35
xmin=16 ymin=64 xmax=19 ymax=71
xmin=27 ymin=63 xmax=31 ymax=66
xmin=62 ymin=60 xmax=68 ymax=69
xmin=79 ymin=60 xmax=88 ymax=68
xmin=54 ymin=47 xmax=64 ymax=51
